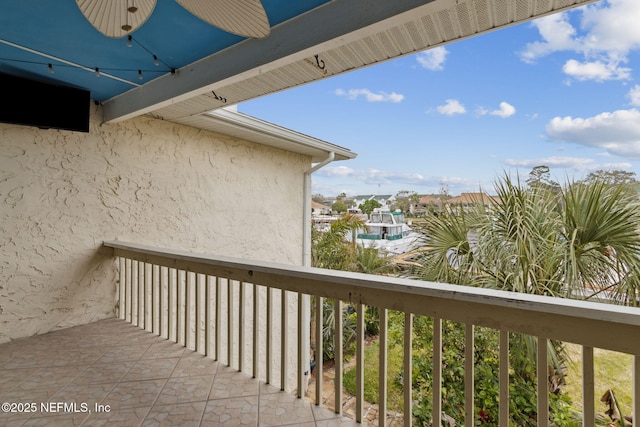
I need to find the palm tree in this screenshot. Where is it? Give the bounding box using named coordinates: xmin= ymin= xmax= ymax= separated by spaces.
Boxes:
xmin=414 ymin=174 xmax=640 ymax=425
xmin=311 ymin=214 xmax=364 ymax=271
xmin=418 ymin=174 xmax=640 ymax=302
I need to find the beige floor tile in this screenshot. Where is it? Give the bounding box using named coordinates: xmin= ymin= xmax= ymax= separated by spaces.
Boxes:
xmin=0 ymin=367 xmax=40 ymax=391
xmin=140 ymin=339 xmax=187 ymax=359
xmin=69 ymin=360 xmax=137 ymax=385
xmin=143 ymin=401 xmax=207 ymax=426
xmin=82 ymin=405 xmax=149 ymax=427
xmin=209 ymin=372 xmax=260 ymax=399
xmin=155 ymin=374 xmax=215 ymax=405
xmin=310 ymin=403 xmax=343 ymax=421
xmin=125 ymin=357 xmax=180 ymax=381
xmin=102 ymin=379 xmax=167 ymax=410
xmin=257 ymin=392 xmax=315 ymax=426
xmin=202 ymin=396 xmax=259 ymax=426
xmin=14 ymin=365 xmax=90 ymax=391
xmin=96 ymin=345 xmax=152 ymax=364
xmin=171 ymin=354 xmax=219 ymax=377
xmin=21 ymin=411 xmax=90 ymax=427
xmin=315 ymin=418 xmax=364 ymax=426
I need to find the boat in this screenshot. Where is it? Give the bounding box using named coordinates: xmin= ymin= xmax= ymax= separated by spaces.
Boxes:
xmin=351 ymin=208 xmax=423 ymax=255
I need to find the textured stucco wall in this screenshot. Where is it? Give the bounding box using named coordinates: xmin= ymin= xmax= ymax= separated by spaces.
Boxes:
xmin=0 ymin=104 xmax=308 ymax=344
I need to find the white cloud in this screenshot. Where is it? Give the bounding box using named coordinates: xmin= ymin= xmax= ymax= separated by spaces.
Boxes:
xmin=477 ymin=102 xmax=516 ymax=118
xmin=416 ymin=47 xmax=448 ymax=71
xmin=335 ymin=88 xmax=404 ymax=103
xmin=545 ymin=108 xmax=640 ymax=158
xmin=317 ymin=166 xmax=474 ymax=188
xmin=520 ymin=13 xmax=580 ymax=63
xmin=502 ymin=157 xmax=634 ymax=174
xmin=503 ymin=156 xmax=596 ymax=170
xmin=579 ymin=0 xmax=640 ymax=54
xmin=628 ymin=85 xmax=640 ymax=106
xmin=436 ymin=99 xmax=466 ymax=115
xmin=562 ymin=59 xmax=631 ymax=81
xmin=520 ymin=0 xmax=640 ymax=82
xmin=320 ymin=165 xmax=355 ymax=177
xmin=490 ymin=102 xmax=516 ymax=118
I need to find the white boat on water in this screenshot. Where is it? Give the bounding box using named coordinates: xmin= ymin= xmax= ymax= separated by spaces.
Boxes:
xmin=351 ymin=209 xmax=423 ymax=255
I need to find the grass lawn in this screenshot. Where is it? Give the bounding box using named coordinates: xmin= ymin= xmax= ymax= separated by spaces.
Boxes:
xmin=563 ymin=343 xmax=634 ymax=423
xmin=343 ymin=338 xmax=406 ymax=411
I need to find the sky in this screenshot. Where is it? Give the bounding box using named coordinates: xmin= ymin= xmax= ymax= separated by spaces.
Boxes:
xmin=238 ymin=0 xmax=640 ymax=198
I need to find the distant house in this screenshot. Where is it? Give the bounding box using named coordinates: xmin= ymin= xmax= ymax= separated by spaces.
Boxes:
xmin=413 ymin=194 xmax=445 ymax=215
xmin=312 ymin=200 xmax=332 ymax=215
xmin=446 ymin=192 xmax=496 ymax=208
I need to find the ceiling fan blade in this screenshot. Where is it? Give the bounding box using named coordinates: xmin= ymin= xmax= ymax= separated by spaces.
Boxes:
xmin=177 ymin=0 xmax=270 ymax=39
xmin=76 ymin=0 xmax=156 ymax=38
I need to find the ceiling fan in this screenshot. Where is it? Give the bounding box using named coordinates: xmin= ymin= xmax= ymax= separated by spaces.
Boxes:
xmin=76 ymin=0 xmax=271 ymax=39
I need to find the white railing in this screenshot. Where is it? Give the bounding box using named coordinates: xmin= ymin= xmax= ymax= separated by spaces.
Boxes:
xmin=104 ymin=241 xmax=640 ymax=427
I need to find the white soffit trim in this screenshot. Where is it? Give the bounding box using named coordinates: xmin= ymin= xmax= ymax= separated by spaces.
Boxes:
xmin=171 ymin=106 xmax=356 ymax=163
xmin=104 ymin=0 xmax=597 ymax=123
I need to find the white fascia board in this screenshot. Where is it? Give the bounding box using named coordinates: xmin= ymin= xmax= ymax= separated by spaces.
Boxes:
xmin=203 ymin=107 xmax=356 ymax=162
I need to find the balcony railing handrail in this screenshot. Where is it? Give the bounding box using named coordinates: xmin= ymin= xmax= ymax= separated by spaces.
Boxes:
xmin=104 ymin=240 xmax=640 ymax=355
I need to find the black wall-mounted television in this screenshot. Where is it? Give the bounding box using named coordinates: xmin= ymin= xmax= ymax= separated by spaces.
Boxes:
xmin=0 ymin=72 xmax=90 ymax=133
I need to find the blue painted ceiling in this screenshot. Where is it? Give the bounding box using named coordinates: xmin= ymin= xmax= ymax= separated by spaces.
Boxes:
xmin=0 ymin=0 xmax=330 ymax=102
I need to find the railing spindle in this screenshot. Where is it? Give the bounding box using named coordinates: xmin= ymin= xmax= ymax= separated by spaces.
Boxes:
xmin=126 ymin=258 xmax=132 ymax=323
xmin=281 ymin=290 xmax=288 ymax=391
xmin=178 ymin=270 xmax=185 ymax=346
xmin=132 ymin=260 xmax=139 ymax=326
xmin=160 ymin=266 xmax=167 ymax=338
xmin=195 ymin=273 xmax=202 ymax=353
xmin=582 ymin=346 xmax=594 ymax=426
xmin=465 ymin=324 xmax=474 ymax=427
xmin=315 ymin=296 xmax=323 ymax=405
xmin=228 ymin=279 xmax=233 ymax=367
xmin=334 ymin=299 xmax=343 ymax=415
xmin=215 ymin=277 xmax=222 ymax=361
xmin=171 ymin=268 xmax=178 ymax=343
xmin=379 ymin=307 xmax=388 ymax=427
xmin=186 ymin=272 xmax=192 ymax=349
xmin=537 ymin=337 xmax=549 ymax=427
xmin=153 ymin=264 xmax=160 ymax=334
xmin=253 ymin=284 xmax=259 ymax=378
xmin=499 ymin=330 xmax=509 ymax=427
xmin=356 ymin=303 xmax=365 ymax=423
xmin=119 ymin=257 xmax=125 ymax=320
xmin=634 ymin=355 xmax=639 ymax=426
xmin=205 ymin=275 xmax=211 ymax=357
xmin=266 ymin=286 xmax=272 ymax=383
xmin=139 ymin=261 xmax=145 ymax=329
xmin=433 ymin=317 xmax=442 ymax=427
xmin=239 ymin=281 xmax=245 ymax=372
xmin=298 ymin=293 xmax=305 ymax=397
xmin=404 ymin=312 xmax=413 ymax=427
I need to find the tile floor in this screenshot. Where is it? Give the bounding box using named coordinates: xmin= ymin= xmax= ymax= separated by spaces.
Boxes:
xmin=0 ymin=318 xmax=366 ymax=426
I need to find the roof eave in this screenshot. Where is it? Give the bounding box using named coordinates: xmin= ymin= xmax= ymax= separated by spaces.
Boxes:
xmin=170 ymin=106 xmax=356 ymax=163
